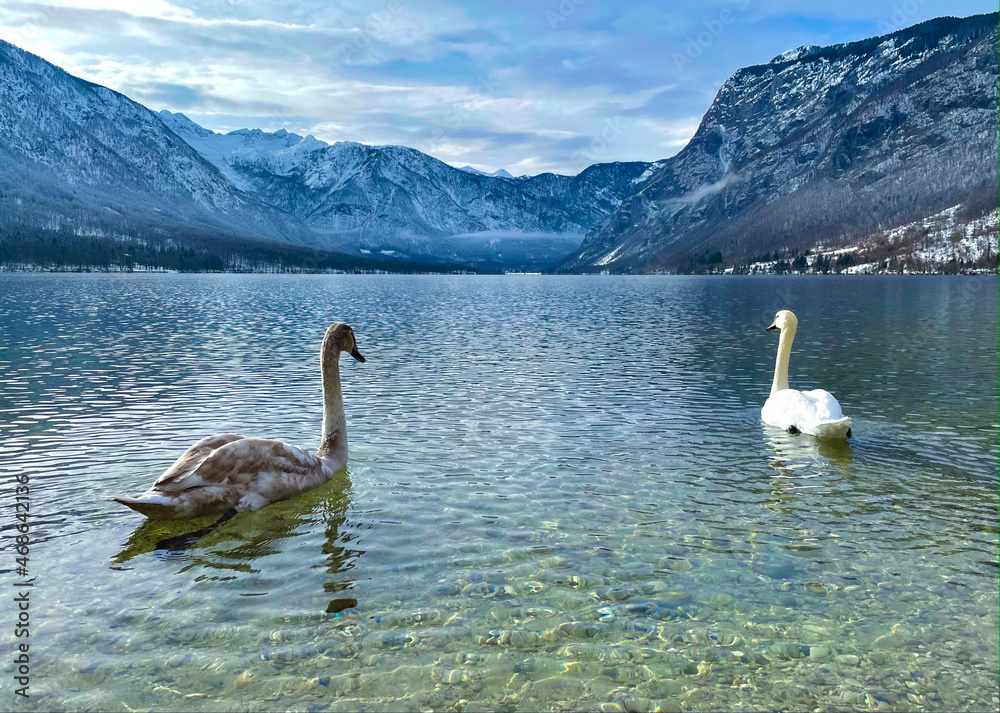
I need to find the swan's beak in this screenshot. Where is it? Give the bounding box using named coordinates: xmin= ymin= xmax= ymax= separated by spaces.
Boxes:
xmin=766 ymin=321 xmax=778 ymax=332
xmin=350 ymin=346 xmax=366 ymax=363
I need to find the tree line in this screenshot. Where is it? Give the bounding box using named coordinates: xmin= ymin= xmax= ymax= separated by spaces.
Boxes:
xmin=0 ymin=226 xmax=486 ymax=274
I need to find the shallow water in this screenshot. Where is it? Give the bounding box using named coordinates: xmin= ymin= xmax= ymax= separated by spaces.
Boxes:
xmin=0 ymin=274 xmax=997 ymax=712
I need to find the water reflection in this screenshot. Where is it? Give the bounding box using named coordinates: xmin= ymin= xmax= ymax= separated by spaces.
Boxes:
xmin=0 ymin=275 xmax=995 ymax=713
xmin=764 ymin=426 xmax=854 ymax=473
xmin=112 ymin=469 xmax=360 ymax=601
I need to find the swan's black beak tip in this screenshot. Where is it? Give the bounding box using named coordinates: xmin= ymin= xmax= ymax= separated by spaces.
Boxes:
xmin=350 ymin=348 xmax=366 ymax=363
xmin=766 ymin=323 xmax=777 ymax=332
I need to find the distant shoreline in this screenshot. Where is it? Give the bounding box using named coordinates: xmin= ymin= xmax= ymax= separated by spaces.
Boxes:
xmin=1 ymin=266 xmax=996 ymax=276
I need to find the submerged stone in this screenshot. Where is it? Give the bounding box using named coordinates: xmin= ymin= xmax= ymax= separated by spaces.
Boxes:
xmin=753 ymin=561 xmax=802 ymax=580
xmin=664 ymin=558 xmax=693 ymax=572
xmin=808 ymin=644 xmax=832 ymax=662
xmin=326 ymin=598 xmax=358 ymax=615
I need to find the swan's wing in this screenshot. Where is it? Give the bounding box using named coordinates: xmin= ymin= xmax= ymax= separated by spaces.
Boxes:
xmin=800 ymin=389 xmax=845 ymax=421
xmin=763 ymin=389 xmax=847 ymax=430
xmin=152 ymin=437 xmax=326 ymax=493
xmin=763 ymin=390 xmax=805 ymax=429
xmin=152 ymin=433 xmax=246 ymax=489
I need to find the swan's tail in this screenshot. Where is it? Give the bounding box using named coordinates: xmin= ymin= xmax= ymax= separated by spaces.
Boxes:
xmin=809 ymin=417 xmax=852 ymax=440
xmin=113 ymin=493 xmax=183 ymax=520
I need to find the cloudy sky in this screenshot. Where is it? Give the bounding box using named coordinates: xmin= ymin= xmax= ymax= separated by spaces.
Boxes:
xmin=1 ymin=0 xmax=994 ymax=174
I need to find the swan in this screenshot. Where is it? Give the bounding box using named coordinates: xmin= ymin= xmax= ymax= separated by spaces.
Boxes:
xmin=114 ymin=323 xmax=366 ymax=520
xmin=761 ymin=310 xmax=852 ymax=440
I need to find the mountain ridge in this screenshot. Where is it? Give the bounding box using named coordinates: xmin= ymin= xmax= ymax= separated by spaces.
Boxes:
xmin=2 ymin=13 xmax=996 ymax=273
xmin=459 ymin=166 xmax=517 ymax=179
xmin=0 ymin=39 xmax=660 ymax=269
xmin=156 ymin=108 xmax=659 ymax=264
xmin=557 ymin=12 xmax=999 ymax=272
xmin=0 ymin=38 xmax=320 ymax=250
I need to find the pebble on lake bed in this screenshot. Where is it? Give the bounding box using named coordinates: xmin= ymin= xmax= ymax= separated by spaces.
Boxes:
xmin=431 ymin=667 xmax=474 ymax=685
xmin=804 ymin=582 xmax=832 ymax=595
xmin=664 ymin=558 xmax=693 ymax=572
xmin=600 ymin=698 xmax=662 ymax=713
xmin=807 ymin=645 xmax=832 ymax=662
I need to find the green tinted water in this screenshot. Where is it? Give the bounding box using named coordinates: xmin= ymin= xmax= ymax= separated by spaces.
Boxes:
xmin=0 ymin=275 xmax=996 ymax=712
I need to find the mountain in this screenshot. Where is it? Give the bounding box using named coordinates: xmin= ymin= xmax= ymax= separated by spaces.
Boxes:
xmin=0 ymin=40 xmax=658 ymax=271
xmin=157 ymin=111 xmax=329 ymax=191
xmin=6 ymin=14 xmax=994 ymax=274
xmin=558 ymin=13 xmax=999 ymax=273
xmin=0 ymin=40 xmax=319 ymax=253
xmin=459 ymin=166 xmax=516 ymax=179
xmin=158 ymin=110 xmax=656 ymax=264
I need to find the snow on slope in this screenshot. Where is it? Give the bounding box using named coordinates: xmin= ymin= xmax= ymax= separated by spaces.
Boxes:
xmin=740 ymin=206 xmax=998 ymax=274
xmin=459 ymin=166 xmax=516 ymax=179
xmin=157 ymin=112 xmax=659 ymax=262
xmin=841 ymin=206 xmax=999 ymax=273
xmin=0 ymin=40 xmax=317 ymax=246
xmin=159 ymin=110 xmax=327 ymax=191
xmin=561 ymin=13 xmax=999 ymax=273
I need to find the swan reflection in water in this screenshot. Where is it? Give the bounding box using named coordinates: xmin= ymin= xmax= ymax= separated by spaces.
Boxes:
xmin=759 ymin=425 xmax=854 ymax=515
xmin=112 ymin=468 xmax=362 ymax=613
xmin=764 ymin=426 xmax=853 ymax=472
xmin=742 ymin=427 xmax=858 ymax=582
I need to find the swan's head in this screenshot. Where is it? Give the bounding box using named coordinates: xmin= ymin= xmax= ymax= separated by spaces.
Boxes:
xmin=766 ymin=310 xmax=798 ymax=333
xmin=323 ymin=323 xmax=365 ymax=363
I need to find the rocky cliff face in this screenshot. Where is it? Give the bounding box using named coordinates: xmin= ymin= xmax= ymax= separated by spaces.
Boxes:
xmin=558 ymin=13 xmax=999 ymax=272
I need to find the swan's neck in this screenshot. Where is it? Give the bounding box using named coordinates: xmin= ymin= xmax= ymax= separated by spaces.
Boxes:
xmin=771 ymin=325 xmax=795 ymax=395
xmin=318 ymin=350 xmax=347 ymax=459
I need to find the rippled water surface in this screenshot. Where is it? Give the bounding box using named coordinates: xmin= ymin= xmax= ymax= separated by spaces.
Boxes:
xmin=0 ymin=274 xmax=997 ymax=712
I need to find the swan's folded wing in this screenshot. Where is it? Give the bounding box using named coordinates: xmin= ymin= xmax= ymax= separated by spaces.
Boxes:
xmin=152 ymin=433 xmax=246 ymax=491
xmin=763 ymin=390 xmax=802 ymax=429
xmin=154 ymin=438 xmax=326 ymax=493
xmin=801 ymin=389 xmax=845 ymax=421
xmin=763 ymin=389 xmax=842 ymax=428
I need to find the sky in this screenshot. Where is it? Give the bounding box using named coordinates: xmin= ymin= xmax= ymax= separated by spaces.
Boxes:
xmin=1 ymin=0 xmax=995 ymax=175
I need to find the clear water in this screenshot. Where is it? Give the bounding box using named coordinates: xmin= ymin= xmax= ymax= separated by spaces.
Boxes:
xmin=0 ymin=274 xmax=996 ymax=713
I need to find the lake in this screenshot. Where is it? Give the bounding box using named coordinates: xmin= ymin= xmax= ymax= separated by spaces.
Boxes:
xmin=0 ymin=274 xmax=997 ymax=712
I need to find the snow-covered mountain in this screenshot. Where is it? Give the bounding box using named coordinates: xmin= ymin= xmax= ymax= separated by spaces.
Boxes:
xmin=158 ymin=111 xmax=328 ymax=192
xmin=559 ymin=13 xmax=999 ymax=272
xmin=459 ymin=166 xmax=516 ymax=179
xmin=159 ymin=110 xmax=656 ymax=262
xmin=4 ymin=13 xmax=995 ymax=273
xmin=0 ymin=41 xmax=658 ymax=269
xmin=0 ymin=40 xmax=318 ymax=251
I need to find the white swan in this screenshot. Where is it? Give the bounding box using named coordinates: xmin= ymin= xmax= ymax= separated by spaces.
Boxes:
xmin=761 ymin=310 xmax=852 ymax=440
xmin=114 ymin=323 xmax=365 ymax=520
